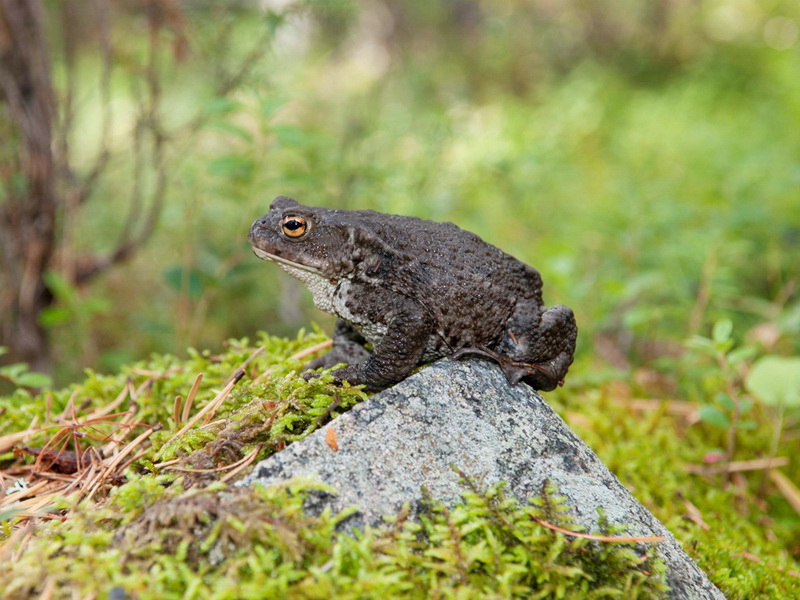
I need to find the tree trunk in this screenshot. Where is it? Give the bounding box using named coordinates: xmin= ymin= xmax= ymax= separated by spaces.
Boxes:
xmin=0 ymin=0 xmax=57 ymax=373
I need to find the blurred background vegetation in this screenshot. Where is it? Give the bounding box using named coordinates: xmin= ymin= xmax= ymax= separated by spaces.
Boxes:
xmin=2 ymin=1 xmax=800 ymax=590
xmin=2 ymin=0 xmax=798 ymax=390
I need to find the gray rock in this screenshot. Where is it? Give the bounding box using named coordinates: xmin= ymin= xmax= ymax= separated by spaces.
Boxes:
xmin=240 ymin=358 xmax=724 ymax=599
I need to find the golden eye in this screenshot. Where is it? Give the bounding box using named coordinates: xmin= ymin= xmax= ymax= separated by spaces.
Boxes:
xmin=282 ymin=215 xmax=308 ymax=238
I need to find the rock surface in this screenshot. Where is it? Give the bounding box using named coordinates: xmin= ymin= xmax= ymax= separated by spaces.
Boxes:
xmin=240 ymin=358 xmax=724 ymax=599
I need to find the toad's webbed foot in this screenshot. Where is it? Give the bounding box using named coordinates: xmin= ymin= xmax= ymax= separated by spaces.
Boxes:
xmin=450 ymin=346 xmax=565 ymax=391
xmin=502 ymin=303 xmax=577 ymax=391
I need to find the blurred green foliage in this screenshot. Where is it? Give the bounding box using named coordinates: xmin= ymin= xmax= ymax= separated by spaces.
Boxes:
xmin=36 ymin=0 xmax=799 ymax=387
xmin=4 ymin=3 xmax=799 ymax=593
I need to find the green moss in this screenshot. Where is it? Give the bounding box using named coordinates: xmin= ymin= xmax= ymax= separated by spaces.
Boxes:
xmin=556 ymin=387 xmax=800 ymax=599
xmin=2 ymin=332 xmax=798 ymax=598
xmin=1 ymin=476 xmax=668 ymax=599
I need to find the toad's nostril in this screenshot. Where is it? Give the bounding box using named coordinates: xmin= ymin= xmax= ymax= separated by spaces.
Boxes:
xmin=250 ymin=217 xmax=268 ymax=232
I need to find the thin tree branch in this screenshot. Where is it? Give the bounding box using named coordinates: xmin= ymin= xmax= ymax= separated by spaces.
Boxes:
xmin=72 ymin=1 xmax=281 ymax=287
xmin=74 ymin=0 xmax=169 ymax=285
xmin=75 ymin=0 xmax=113 ymax=204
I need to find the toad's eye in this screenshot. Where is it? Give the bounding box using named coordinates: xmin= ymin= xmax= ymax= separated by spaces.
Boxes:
xmin=282 ymin=215 xmax=308 ymax=238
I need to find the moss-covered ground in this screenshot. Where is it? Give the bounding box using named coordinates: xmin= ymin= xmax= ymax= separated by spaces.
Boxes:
xmin=1 ymin=332 xmax=798 ymax=599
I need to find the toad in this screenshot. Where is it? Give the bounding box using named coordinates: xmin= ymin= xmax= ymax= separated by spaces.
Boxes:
xmin=249 ymin=197 xmax=577 ymax=391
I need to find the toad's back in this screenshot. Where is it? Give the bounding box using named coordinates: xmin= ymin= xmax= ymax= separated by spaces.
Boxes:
xmin=343 ymin=211 xmax=544 ymax=349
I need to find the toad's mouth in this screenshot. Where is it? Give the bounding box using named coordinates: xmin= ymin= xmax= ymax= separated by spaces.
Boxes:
xmin=251 ymin=247 xmax=324 ymax=276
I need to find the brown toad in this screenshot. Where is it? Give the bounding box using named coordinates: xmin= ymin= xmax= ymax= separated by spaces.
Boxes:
xmin=249 ymin=197 xmax=577 ymax=391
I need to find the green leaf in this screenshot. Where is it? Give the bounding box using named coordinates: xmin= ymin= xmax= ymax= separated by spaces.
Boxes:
xmin=712 ymin=319 xmax=733 ymax=344
xmin=42 ymin=270 xmax=78 ymax=303
xmin=0 ymin=363 xmax=26 ymax=378
xmin=14 ymin=372 xmax=52 ymax=389
xmin=209 ymin=120 xmax=254 ymax=143
xmin=0 ymin=362 xmax=51 ymax=389
xmin=727 ymin=345 xmax=758 ymax=366
xmin=271 ymin=125 xmax=310 ymax=147
xmin=38 ymin=306 xmax=71 ymax=328
xmin=716 ymin=393 xmax=735 ymax=412
xmin=698 ymin=404 xmax=730 ymax=429
xmin=746 ymin=355 xmax=800 ymax=407
xmin=204 ymin=97 xmax=240 ymax=116
xmin=714 ymin=338 xmax=734 ymax=354
xmin=686 ymin=336 xmax=716 ymax=354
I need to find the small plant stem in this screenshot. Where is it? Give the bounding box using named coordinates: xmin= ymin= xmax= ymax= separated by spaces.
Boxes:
xmin=717 ymin=352 xmax=740 ymax=485
xmin=759 ymin=402 xmax=785 ymax=496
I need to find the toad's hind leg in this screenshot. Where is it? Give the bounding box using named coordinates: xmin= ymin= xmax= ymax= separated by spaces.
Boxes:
xmin=498 ymin=302 xmax=577 ymax=391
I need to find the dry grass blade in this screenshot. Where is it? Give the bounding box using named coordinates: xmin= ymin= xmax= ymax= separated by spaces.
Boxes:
xmin=687 ymin=457 xmax=789 ymax=476
xmin=620 ymin=398 xmax=699 ymax=416
xmin=229 ymin=345 xmax=265 ymax=382
xmin=104 ymin=426 xmax=158 ymax=472
xmin=181 ymin=373 xmax=203 ymax=423
xmin=732 ymin=551 xmax=762 ymax=563
xmin=531 ymin=516 xmax=665 ymax=543
xmin=681 ymin=496 xmax=710 ymax=531
xmin=99 ymin=412 xmax=143 ymax=455
xmin=769 ymin=470 xmax=800 ymax=516
xmin=14 ymin=410 xmax=146 ymax=477
xmin=220 ymin=444 xmax=263 ymax=483
xmin=166 ymin=370 xmax=244 ymax=444
xmin=30 ymin=472 xmax=76 ymax=483
xmin=64 ymin=464 xmax=96 ymax=497
xmin=13 ymin=512 xmax=63 ymax=521
xmin=9 ymin=490 xmax=66 ymax=512
xmin=118 ymin=448 xmax=151 ymax=473
xmin=173 ymin=395 xmax=183 ymax=426
xmin=0 ymin=430 xmax=37 ymax=455
xmin=290 ymin=340 xmax=332 ymax=362
xmin=0 ymin=523 xmax=34 ymax=561
xmin=38 ymin=577 xmax=56 ymax=600
xmin=0 ymin=479 xmax=51 ymax=507
xmin=56 ymin=390 xmax=78 ymax=421
xmin=131 ymin=376 xmax=154 ymax=400
xmin=203 ymin=372 xmax=246 ymax=424
xmin=164 ymin=443 xmax=263 ymax=475
xmin=83 ymin=384 xmax=130 ymax=421
xmin=128 ymin=366 xmax=184 ymax=378
xmin=85 ymin=425 xmax=160 ymax=500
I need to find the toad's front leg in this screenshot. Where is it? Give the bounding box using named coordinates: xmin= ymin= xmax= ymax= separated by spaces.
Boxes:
xmin=329 ymin=302 xmax=435 ymax=391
